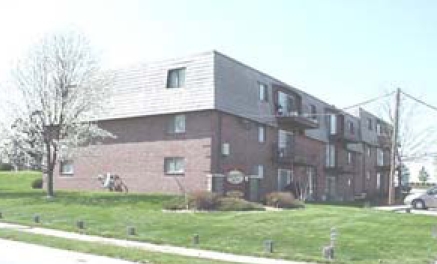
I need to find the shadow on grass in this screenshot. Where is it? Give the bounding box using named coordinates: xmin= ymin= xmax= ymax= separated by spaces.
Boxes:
xmin=306 ymin=200 xmax=367 ymax=208
xmin=1 ymin=190 xmax=177 ymax=209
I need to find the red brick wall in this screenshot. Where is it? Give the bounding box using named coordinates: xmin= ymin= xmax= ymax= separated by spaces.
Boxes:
xmin=53 ymin=111 xmax=214 ymax=194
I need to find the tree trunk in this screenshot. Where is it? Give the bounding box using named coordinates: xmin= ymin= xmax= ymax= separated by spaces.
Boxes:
xmin=45 ymin=142 xmax=55 ymax=198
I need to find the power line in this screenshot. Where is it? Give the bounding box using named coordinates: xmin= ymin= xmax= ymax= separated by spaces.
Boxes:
xmin=401 ymin=91 xmax=437 ymax=114
xmin=341 ymin=91 xmax=396 ymax=111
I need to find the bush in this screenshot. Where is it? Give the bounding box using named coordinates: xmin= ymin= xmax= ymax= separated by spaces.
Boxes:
xmin=216 ymin=197 xmax=265 ymax=211
xmin=188 ymin=191 xmax=219 ymax=210
xmin=0 ymin=163 xmax=13 ymax=171
xmin=265 ymin=192 xmax=304 ymax=209
xmin=31 ymin=178 xmax=43 ymax=189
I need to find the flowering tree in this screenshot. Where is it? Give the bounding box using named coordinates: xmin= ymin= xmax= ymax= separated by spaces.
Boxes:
xmin=1 ymin=31 xmax=114 ymax=198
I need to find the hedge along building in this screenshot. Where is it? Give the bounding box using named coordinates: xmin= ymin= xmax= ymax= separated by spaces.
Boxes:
xmin=52 ymin=51 xmax=391 ymax=202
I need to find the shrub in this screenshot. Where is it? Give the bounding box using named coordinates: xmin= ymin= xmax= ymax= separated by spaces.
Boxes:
xmin=31 ymin=178 xmax=43 ymax=189
xmin=0 ymin=163 xmax=13 ymax=171
xmin=265 ymin=192 xmax=304 ymax=209
xmin=163 ymin=197 xmax=188 ymax=210
xmin=216 ymin=197 xmax=265 ymax=211
xmin=188 ymin=191 xmax=219 ymax=210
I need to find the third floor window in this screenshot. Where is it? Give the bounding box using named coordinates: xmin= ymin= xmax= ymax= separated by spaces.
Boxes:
xmin=259 ymin=82 xmax=268 ymax=102
xmin=167 ymin=68 xmax=186 ymax=88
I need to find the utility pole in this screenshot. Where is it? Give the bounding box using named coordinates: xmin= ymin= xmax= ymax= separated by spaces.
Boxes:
xmin=388 ymin=88 xmax=401 ymax=205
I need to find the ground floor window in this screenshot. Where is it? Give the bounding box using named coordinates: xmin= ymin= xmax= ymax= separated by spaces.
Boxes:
xmin=376 ymin=173 xmax=381 ymax=190
xmin=60 ymin=160 xmax=74 ymax=176
xmin=278 ymin=169 xmax=292 ymax=191
xmin=164 ymin=157 xmax=185 ymax=175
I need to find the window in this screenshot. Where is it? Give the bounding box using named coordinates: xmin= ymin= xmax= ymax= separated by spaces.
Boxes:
xmin=347 ymin=152 xmax=352 ymax=164
xmin=258 ymin=83 xmax=268 ymax=102
xmin=258 ymin=125 xmax=266 ymax=143
xmin=329 ymin=114 xmax=337 ymax=135
xmin=368 ymin=118 xmax=373 ymax=130
xmin=326 ymin=144 xmax=336 ymax=167
xmin=310 ymin=105 xmax=317 ymax=120
xmin=221 ymin=143 xmax=230 ymax=156
xmin=164 ymin=157 xmax=185 ymax=175
xmin=278 ymin=169 xmax=292 ymax=191
xmin=366 ymin=171 xmax=371 ymax=181
xmin=60 ymin=160 xmax=74 ymax=175
xmin=277 ymin=92 xmax=295 ymax=116
xmin=376 ymin=123 xmax=382 ymax=136
xmin=168 ymin=114 xmax=186 ymax=134
xmin=376 ymin=173 xmax=381 ymax=189
xmin=347 ymin=121 xmax=355 ymax=134
xmin=166 ymin=68 xmax=186 ymax=88
xmin=377 ymin=148 xmax=384 ymax=166
xmin=367 ymin=146 xmax=371 ymax=157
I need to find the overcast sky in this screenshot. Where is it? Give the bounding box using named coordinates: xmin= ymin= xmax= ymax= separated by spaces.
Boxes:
xmin=1 ymin=0 xmax=436 ymax=109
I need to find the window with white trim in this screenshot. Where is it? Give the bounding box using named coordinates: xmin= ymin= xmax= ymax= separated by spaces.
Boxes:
xmin=326 ymin=144 xmax=336 ymax=167
xmin=329 ymin=114 xmax=337 ymax=135
xmin=376 ymin=172 xmax=381 ymax=189
xmin=258 ymin=82 xmax=268 ymax=102
xmin=258 ymin=125 xmax=266 ymax=143
xmin=377 ymin=148 xmax=384 ymax=166
xmin=347 ymin=152 xmax=352 ymax=164
xmin=164 ymin=157 xmax=185 ymax=175
xmin=166 ymin=68 xmax=186 ymax=88
xmin=60 ymin=160 xmax=74 ymax=175
xmin=168 ymin=114 xmax=186 ymax=134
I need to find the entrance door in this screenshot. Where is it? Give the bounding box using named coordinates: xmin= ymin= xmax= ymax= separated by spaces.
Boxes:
xmin=278 ymin=169 xmax=292 ymax=191
xmin=326 ymin=176 xmax=336 ymax=200
xmin=249 ymin=178 xmax=261 ymax=201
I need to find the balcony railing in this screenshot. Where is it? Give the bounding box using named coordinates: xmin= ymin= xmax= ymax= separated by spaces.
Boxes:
xmin=275 ymin=111 xmax=319 ymax=130
xmin=272 ymin=143 xmax=317 ymax=166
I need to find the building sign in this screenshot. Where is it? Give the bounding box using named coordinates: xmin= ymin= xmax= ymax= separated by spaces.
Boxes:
xmin=226 ymin=190 xmax=245 ymax=198
xmin=227 ymin=169 xmax=245 ymax=185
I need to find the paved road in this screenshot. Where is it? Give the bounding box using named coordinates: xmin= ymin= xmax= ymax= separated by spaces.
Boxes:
xmin=0 ymin=238 xmax=138 ymax=264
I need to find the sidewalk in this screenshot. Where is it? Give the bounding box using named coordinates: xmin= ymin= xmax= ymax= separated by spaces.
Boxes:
xmin=0 ymin=222 xmax=311 ymax=264
xmin=0 ymin=238 xmax=137 ymax=264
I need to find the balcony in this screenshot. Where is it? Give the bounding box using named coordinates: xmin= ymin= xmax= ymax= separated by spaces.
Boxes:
xmin=377 ymin=134 xmax=392 ymax=148
xmin=376 ymin=162 xmax=391 ymax=172
xmin=276 ymin=111 xmax=319 ymax=130
xmin=329 ymin=131 xmax=360 ymax=143
xmin=272 ymin=144 xmax=317 ymax=166
xmin=272 ymin=145 xmax=293 ymax=164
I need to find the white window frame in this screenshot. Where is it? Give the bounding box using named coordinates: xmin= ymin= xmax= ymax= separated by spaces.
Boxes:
xmin=326 ymin=144 xmax=336 ymax=167
xmin=168 ymin=114 xmax=186 ymax=134
xmin=347 ymin=152 xmax=352 ymax=164
xmin=376 ymin=123 xmax=382 ymax=136
xmin=164 ymin=157 xmax=185 ymax=175
xmin=367 ymin=146 xmax=371 ymax=157
xmin=376 ymin=172 xmax=381 ymax=189
xmin=258 ymin=125 xmax=266 ymax=143
xmin=166 ymin=68 xmax=186 ymax=88
xmin=60 ymin=160 xmax=74 ymax=176
xmin=258 ymin=82 xmax=268 ymax=102
xmin=377 ymin=149 xmax=382 ymax=164
xmin=329 ymin=114 xmax=337 ymax=135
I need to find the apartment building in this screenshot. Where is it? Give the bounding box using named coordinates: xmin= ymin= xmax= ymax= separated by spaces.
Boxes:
xmin=52 ymin=51 xmax=391 ymax=202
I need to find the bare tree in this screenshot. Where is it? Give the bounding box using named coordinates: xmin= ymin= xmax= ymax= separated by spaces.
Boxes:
xmin=378 ymin=92 xmax=437 ymax=190
xmin=1 ymin=31 xmax=114 ymax=198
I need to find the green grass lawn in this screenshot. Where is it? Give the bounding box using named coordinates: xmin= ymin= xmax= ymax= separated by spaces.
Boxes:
xmin=1 ymin=171 xmax=437 ymax=264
